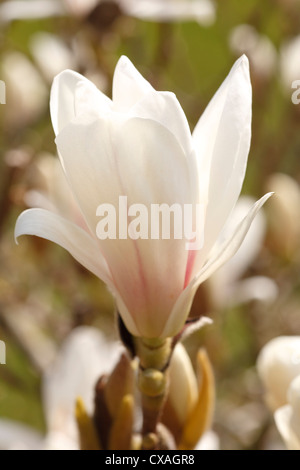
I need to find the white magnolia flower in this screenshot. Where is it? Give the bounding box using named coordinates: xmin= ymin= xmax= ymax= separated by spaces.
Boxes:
xmin=0 ymin=327 xmax=122 ymax=450
xmin=15 ymin=55 xmax=271 ymax=339
xmin=257 ymin=336 xmax=300 ymax=412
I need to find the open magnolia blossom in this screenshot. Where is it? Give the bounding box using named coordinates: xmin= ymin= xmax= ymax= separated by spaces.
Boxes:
xmin=0 ymin=327 xmax=218 ymax=450
xmin=257 ymin=336 xmax=300 ymax=450
xmin=15 ymin=55 xmax=272 ymax=339
xmin=26 ymin=159 xmax=277 ymax=317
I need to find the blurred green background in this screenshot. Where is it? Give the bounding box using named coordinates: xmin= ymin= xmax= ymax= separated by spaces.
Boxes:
xmin=0 ymin=0 xmax=300 ymax=449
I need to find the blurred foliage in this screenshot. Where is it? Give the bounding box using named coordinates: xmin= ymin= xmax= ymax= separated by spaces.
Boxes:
xmin=0 ymin=0 xmax=300 ymax=449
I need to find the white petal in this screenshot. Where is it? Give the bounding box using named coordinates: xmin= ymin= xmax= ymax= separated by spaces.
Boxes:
xmin=180 ymin=316 xmax=213 ymax=342
xmin=162 ymin=193 xmax=272 ymax=337
xmin=31 ymin=153 xmax=89 ymax=229
xmin=50 ymin=69 xmax=111 ymax=135
xmin=275 ymin=405 xmax=300 ymax=450
xmin=130 ymin=91 xmax=194 ymax=156
xmin=113 ymin=56 xmax=194 ymax=155
xmin=41 ymin=431 xmax=78 ymax=450
xmin=287 ymin=375 xmax=300 ymax=443
xmin=192 ymin=55 xmax=252 ymax=270
xmin=15 ymin=208 xmax=112 ymax=287
xmin=56 ymin=115 xmax=195 ymax=337
xmin=210 ymin=196 xmax=266 ymax=285
xmin=0 ymin=419 xmax=43 ymax=450
xmin=112 ymin=56 xmax=153 ymax=112
xmin=168 ymin=343 xmax=198 ymax=424
xmin=208 ymin=196 xmax=272 ymax=308
xmin=195 ymin=430 xmax=220 ymax=450
xmin=43 ymin=326 xmax=123 ymax=441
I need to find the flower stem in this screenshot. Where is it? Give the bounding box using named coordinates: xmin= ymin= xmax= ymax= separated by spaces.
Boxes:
xmin=135 ymin=337 xmax=172 ymax=449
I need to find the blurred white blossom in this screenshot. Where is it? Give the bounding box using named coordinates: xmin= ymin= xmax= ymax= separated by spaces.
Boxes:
xmin=257 ymin=336 xmax=300 ymax=411
xmin=2 ymin=52 xmax=48 ymax=128
xmin=0 ymin=327 xmax=122 ymax=450
xmin=275 ymin=375 xmax=300 ymax=450
xmin=257 ymin=336 xmax=300 ymax=450
xmin=30 ymin=33 xmax=77 ymax=84
xmin=0 ymin=0 xmax=64 ymax=23
xmin=265 ymin=173 xmax=300 ymax=258
xmin=229 ymin=24 xmax=277 ymax=80
xmin=119 ymin=0 xmax=215 ymax=25
xmin=63 ymin=0 xmax=98 ymax=17
xmin=0 ymin=0 xmax=215 ymax=25
xmin=280 ymin=35 xmax=300 ymax=92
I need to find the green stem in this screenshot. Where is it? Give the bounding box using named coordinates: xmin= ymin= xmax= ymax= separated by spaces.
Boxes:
xmin=135 ymin=337 xmax=172 ymax=449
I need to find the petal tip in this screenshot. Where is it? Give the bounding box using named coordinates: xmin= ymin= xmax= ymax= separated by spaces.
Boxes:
xmin=240 ymin=53 xmax=249 ymax=65
xmin=264 ymin=191 xmax=274 ymax=201
xmin=115 ymin=55 xmax=132 ymax=72
xmin=233 ymin=54 xmax=250 ymax=78
xmin=14 ymin=212 xmax=25 ymax=245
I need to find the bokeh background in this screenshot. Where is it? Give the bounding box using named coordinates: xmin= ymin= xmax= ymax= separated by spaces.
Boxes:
xmin=0 ymin=0 xmax=300 ymax=450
